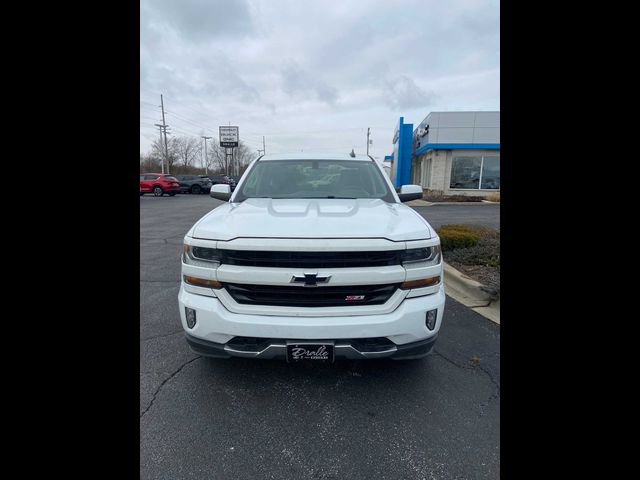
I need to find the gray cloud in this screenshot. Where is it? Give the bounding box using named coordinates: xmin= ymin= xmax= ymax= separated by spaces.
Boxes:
xmin=140 ymin=0 xmax=499 ymax=157
xmin=281 ymin=61 xmax=339 ymax=105
xmin=384 ymin=75 xmax=437 ymax=111
xmin=141 ymin=0 xmax=253 ymax=42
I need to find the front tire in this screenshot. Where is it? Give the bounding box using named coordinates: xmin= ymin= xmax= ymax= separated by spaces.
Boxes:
xmin=190 ymin=185 xmax=202 ymax=195
xmin=153 ymin=186 xmax=164 ymax=197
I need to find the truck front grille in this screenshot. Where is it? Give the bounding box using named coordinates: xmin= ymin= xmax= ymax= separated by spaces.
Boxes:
xmin=218 ymin=250 xmax=402 ymax=268
xmin=223 ymin=283 xmax=399 ymax=307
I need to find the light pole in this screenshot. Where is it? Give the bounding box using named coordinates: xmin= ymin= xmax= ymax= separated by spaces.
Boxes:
xmin=366 ymin=127 xmax=371 ymax=156
xmin=201 ymin=136 xmax=212 ymax=175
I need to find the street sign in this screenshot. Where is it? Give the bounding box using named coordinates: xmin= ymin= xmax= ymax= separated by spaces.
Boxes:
xmin=219 ymin=126 xmax=239 ymax=148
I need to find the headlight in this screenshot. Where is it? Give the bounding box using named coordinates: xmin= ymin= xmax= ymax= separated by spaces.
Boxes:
xmin=401 ymin=245 xmax=441 ymax=266
xmin=183 ymin=244 xmax=221 ymax=266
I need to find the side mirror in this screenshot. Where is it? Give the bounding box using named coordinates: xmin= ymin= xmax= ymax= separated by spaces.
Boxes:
xmin=398 ymin=184 xmax=423 ymax=202
xmin=210 ymin=183 xmax=231 ymax=201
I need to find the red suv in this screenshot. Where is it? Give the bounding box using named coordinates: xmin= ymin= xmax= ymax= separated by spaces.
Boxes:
xmin=140 ymin=173 xmax=181 ymax=197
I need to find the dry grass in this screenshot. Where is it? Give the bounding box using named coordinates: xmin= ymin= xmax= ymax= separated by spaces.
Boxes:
xmin=485 ymin=192 xmax=500 ymax=202
xmin=440 ymin=224 xmax=500 ymax=296
xmin=422 ymin=189 xmax=484 ymax=202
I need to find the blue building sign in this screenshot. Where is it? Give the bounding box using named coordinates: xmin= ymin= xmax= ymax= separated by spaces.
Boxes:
xmin=390 ymin=117 xmax=413 ymax=187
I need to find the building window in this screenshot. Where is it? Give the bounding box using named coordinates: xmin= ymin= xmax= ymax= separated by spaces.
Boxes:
xmin=450 ymin=155 xmax=500 ymax=190
xmin=425 ymin=157 xmax=432 ymax=188
xmin=480 ymin=156 xmax=500 ymax=189
xmin=450 ymin=156 xmax=481 ymax=189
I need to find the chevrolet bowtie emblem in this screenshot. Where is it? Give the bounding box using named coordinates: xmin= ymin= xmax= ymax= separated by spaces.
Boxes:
xmin=291 ymin=273 xmax=331 ymax=287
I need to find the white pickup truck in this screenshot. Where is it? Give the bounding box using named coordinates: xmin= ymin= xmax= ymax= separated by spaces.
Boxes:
xmin=178 ymin=153 xmax=445 ymax=362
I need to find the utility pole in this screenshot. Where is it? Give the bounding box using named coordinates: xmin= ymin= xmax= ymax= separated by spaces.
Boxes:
xmin=160 ymin=94 xmax=170 ymax=174
xmin=263 ymin=136 xmax=266 ymax=156
xmin=154 ymin=124 xmax=164 ymax=173
xmin=366 ymin=127 xmax=371 ymax=156
xmin=201 ymin=136 xmax=212 ymax=175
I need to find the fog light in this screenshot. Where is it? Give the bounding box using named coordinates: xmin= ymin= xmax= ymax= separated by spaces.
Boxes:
xmin=185 ymin=307 xmax=197 ymax=329
xmin=426 ymin=309 xmax=437 ymax=330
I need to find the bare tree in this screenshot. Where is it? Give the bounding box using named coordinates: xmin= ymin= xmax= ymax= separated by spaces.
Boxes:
xmin=142 ymin=135 xmax=258 ymax=176
xmin=234 ymin=141 xmax=256 ymax=174
xmin=205 ymin=139 xmax=257 ymax=175
xmin=207 ymin=141 xmax=229 ymax=174
xmin=151 ymin=135 xmax=179 ymax=172
xmin=174 ymin=136 xmax=201 ymax=168
xmin=140 ymin=152 xmax=162 ymax=173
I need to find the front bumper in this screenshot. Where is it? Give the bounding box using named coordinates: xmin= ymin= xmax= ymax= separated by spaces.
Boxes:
xmin=185 ymin=333 xmax=438 ymax=360
xmin=178 ymin=283 xmax=445 ymax=358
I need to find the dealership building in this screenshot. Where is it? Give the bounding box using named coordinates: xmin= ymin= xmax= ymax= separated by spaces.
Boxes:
xmin=387 ymin=111 xmax=500 ymax=196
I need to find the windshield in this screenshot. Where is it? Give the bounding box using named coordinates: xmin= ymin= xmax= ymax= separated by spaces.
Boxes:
xmin=234 ymin=159 xmax=395 ymax=202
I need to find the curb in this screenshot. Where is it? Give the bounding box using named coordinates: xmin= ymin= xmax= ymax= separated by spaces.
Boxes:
xmin=443 ymin=262 xmax=500 ymax=324
xmin=419 ymin=201 xmax=496 ymax=206
xmin=406 ymin=199 xmax=435 ymax=206
xmin=473 ymin=299 xmax=500 ymax=325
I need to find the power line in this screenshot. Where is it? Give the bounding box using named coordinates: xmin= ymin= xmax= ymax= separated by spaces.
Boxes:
xmin=143 ymin=93 xmax=395 ymax=137
xmin=169 ymin=126 xmax=197 ymax=136
xmin=143 ymin=95 xmax=391 ymax=154
xmin=143 ymin=94 xmax=269 ymax=141
xmin=164 ymin=110 xmax=211 ymax=131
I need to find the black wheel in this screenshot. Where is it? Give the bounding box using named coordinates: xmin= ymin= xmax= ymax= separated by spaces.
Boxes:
xmin=140 ymin=192 xmax=144 ymax=196
xmin=168 ymin=192 xmax=176 ymax=196
xmin=153 ymin=186 xmax=164 ymax=197
xmin=190 ymin=184 xmax=202 ymax=195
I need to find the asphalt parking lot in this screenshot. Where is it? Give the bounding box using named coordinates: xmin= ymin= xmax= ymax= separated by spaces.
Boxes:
xmin=411 ymin=204 xmax=500 ymax=230
xmin=140 ymin=194 xmax=500 ymax=479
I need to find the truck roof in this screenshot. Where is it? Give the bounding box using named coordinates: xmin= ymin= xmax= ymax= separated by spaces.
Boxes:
xmin=258 ymin=153 xmax=373 ymax=162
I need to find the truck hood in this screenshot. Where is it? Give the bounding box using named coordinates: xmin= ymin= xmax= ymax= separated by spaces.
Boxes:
xmin=190 ymin=198 xmax=433 ymax=242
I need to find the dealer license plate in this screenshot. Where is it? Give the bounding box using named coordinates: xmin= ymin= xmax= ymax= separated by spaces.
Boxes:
xmin=286 ymin=342 xmax=334 ymax=362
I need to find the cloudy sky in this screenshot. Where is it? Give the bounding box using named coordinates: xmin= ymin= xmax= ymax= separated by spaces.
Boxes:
xmin=140 ymin=0 xmax=499 ymax=159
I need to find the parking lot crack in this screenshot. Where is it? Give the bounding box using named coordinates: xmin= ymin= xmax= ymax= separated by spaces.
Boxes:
xmin=140 ymin=355 xmax=201 ymax=419
xmin=433 ymin=350 xmax=473 ymax=371
xmin=433 ymin=350 xmax=500 ymax=406
xmin=477 ymin=365 xmax=500 ymax=400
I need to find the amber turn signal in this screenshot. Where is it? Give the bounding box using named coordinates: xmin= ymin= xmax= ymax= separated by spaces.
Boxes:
xmin=183 ymin=275 xmax=222 ymax=289
xmin=400 ymin=276 xmax=441 ymax=289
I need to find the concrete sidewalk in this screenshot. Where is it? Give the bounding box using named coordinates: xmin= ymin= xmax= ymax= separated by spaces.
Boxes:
xmin=443 ymin=262 xmax=500 ymax=324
